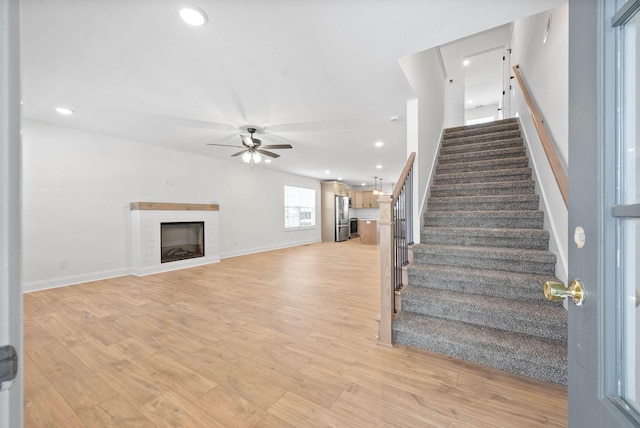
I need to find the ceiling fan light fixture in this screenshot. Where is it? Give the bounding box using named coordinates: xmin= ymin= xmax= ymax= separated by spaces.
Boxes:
xmin=179 ymin=6 xmax=208 ymax=26
xmin=252 ymin=152 xmax=262 ymax=163
xmin=242 ymin=151 xmax=252 ymax=163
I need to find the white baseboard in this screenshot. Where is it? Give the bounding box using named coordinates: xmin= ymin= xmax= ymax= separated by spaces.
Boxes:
xmin=23 ymin=240 xmax=320 ymax=293
xmin=220 ymin=238 xmax=321 ymax=259
xmin=23 ymin=267 xmax=131 ymax=293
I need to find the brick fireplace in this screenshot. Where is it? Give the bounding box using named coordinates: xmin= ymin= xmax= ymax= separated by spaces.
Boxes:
xmin=130 ymin=202 xmax=220 ymax=275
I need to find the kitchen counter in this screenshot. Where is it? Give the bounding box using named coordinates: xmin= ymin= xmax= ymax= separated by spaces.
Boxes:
xmin=358 ymin=219 xmax=378 ymax=245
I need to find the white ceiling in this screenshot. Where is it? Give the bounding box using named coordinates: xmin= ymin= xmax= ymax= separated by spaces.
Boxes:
xmin=20 ymin=0 xmax=565 ymax=188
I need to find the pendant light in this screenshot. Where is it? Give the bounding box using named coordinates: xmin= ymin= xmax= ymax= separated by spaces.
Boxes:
xmin=372 ymin=177 xmax=379 ymax=195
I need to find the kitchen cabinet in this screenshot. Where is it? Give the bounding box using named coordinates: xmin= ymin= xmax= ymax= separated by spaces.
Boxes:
xmin=362 ymin=191 xmax=379 ymax=208
xmin=362 ymin=191 xmax=372 ymax=208
xmin=359 ymin=219 xmax=378 ymax=244
xmin=334 ymin=182 xmax=348 ymax=196
xmin=354 ymin=191 xmax=364 ymax=208
xmin=371 ymin=191 xmax=379 ymax=208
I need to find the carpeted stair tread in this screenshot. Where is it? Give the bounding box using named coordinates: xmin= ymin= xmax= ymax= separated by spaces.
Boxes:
xmin=440 ymin=137 xmax=524 ymax=155
xmin=431 ymin=180 xmax=535 ymax=197
xmin=439 ymin=146 xmax=525 ymax=164
xmin=428 ymin=194 xmax=539 ymax=211
xmin=444 ymin=118 xmax=519 ymax=136
xmin=434 ymin=167 xmax=532 ymax=185
xmin=392 ymin=311 xmax=567 ymax=385
xmin=406 ymin=263 xmax=557 ymax=303
xmin=436 ymin=156 xmax=530 ymax=174
xmin=422 ymin=226 xmax=549 ymax=249
xmin=400 ymin=285 xmax=567 ymax=341
xmin=425 ymin=210 xmax=544 ymax=229
xmin=441 ymin=130 xmax=523 ymax=147
xmin=412 ymin=243 xmax=556 ymax=275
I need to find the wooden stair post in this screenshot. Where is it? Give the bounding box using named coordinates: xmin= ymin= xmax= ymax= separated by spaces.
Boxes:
xmin=378 ymin=194 xmax=394 ymax=346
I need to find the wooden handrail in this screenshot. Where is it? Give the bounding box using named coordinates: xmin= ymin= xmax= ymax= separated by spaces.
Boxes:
xmin=512 ymin=65 xmax=568 ymax=207
xmin=391 ymin=152 xmax=416 ymax=203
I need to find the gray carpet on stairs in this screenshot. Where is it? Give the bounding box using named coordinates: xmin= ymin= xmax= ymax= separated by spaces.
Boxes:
xmin=392 ymin=118 xmax=568 ymax=385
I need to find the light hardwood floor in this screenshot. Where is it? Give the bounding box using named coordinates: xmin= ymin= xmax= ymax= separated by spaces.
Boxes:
xmin=24 ymin=239 xmax=567 ymax=427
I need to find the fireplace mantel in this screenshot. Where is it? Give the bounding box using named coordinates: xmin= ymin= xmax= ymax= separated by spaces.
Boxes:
xmin=130 ymin=202 xmax=219 ymax=211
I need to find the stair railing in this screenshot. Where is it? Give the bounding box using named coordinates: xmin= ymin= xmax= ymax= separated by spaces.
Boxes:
xmin=378 ymin=152 xmax=415 ymax=346
xmin=512 ymin=64 xmax=568 ymax=207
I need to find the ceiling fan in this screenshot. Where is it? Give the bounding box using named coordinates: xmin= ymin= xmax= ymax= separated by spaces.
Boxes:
xmin=206 ymin=126 xmax=292 ymax=164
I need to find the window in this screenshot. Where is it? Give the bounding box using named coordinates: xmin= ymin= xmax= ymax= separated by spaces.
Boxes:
xmin=284 ymin=185 xmax=316 ymax=229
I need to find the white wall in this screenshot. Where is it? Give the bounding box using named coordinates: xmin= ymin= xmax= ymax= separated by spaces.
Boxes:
xmin=443 ymin=78 xmax=465 ymax=128
xmin=511 ymin=5 xmax=568 ymax=168
xmin=22 ymin=120 xmax=321 ymax=291
xmin=400 ymin=49 xmax=446 ymax=243
xmin=511 ymin=4 xmax=569 ymax=282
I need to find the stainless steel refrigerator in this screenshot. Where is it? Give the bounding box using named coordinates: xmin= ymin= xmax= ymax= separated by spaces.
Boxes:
xmin=335 ymin=195 xmax=350 ymax=242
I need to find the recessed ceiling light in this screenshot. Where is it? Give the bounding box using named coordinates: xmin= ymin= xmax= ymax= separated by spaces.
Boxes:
xmin=467 ymin=100 xmax=473 ymax=104
xmin=337 ymin=177 xmax=343 ymax=180
xmin=179 ymin=6 xmax=208 ymax=26
xmin=376 ymin=164 xmax=382 ymax=169
xmin=361 ymin=183 xmax=366 ymax=186
xmin=264 ymin=159 xmax=272 ymax=163
xmin=55 ymin=107 xmax=74 ymax=115
xmin=324 ymin=170 xmax=331 ymax=174
xmin=463 ymin=59 xmax=470 ymax=66
xmin=375 ymin=141 xmax=384 ymax=147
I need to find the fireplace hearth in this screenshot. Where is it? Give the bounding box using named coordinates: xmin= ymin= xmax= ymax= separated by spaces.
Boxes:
xmin=161 ymin=221 xmax=204 ymax=263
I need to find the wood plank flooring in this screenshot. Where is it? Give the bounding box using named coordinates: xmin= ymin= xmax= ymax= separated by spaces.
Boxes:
xmin=23 ymin=239 xmax=568 ymax=427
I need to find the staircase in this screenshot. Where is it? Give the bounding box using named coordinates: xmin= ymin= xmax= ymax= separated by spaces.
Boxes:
xmin=392 ymin=118 xmax=567 ymax=385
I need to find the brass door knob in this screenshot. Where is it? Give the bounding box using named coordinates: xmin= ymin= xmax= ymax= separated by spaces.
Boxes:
xmin=544 ymin=279 xmax=585 ymax=306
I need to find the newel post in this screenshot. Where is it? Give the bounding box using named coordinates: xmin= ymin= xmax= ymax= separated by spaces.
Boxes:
xmin=378 ymin=194 xmax=394 ymax=346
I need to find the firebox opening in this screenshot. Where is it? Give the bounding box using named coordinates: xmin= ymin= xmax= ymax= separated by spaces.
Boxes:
xmin=161 ymin=221 xmax=204 ymax=263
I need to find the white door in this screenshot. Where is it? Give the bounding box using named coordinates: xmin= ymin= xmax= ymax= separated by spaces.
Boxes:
xmin=0 ymin=0 xmax=23 ymax=427
xmin=568 ymin=0 xmax=640 ymax=426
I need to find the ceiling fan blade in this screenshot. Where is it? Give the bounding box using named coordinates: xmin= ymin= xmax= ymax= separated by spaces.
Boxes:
xmin=257 ymin=149 xmax=280 ymax=158
xmin=206 ymin=143 xmax=244 ymax=148
xmin=231 ymin=150 xmax=247 ymax=157
xmin=261 ymin=144 xmax=292 ymax=149
xmin=241 ymin=135 xmax=255 ymax=147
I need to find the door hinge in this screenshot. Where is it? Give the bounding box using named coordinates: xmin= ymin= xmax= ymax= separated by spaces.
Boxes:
xmin=0 ymin=345 xmax=18 ymax=391
xmin=502 ymin=56 xmax=505 ymax=61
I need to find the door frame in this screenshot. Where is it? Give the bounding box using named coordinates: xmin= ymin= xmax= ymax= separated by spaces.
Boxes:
xmin=0 ymin=0 xmax=23 ymax=427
